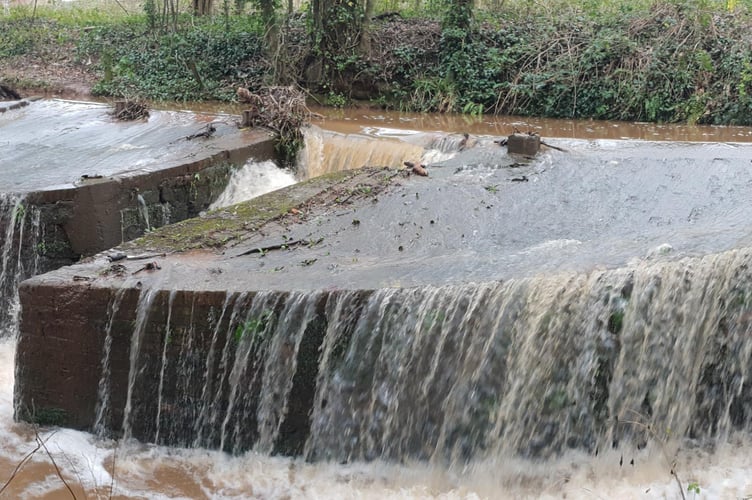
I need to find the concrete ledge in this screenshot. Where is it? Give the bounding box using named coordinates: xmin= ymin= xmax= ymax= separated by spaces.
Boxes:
xmin=14 ymin=168 xmax=394 ymax=454
xmin=0 ymin=98 xmax=276 ymax=294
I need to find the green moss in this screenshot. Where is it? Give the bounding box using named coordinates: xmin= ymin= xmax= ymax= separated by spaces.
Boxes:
xmin=607 ymin=310 xmax=624 ymax=335
xmin=126 ymin=168 xmax=393 ymax=254
xmin=30 ymin=407 xmax=68 ymax=427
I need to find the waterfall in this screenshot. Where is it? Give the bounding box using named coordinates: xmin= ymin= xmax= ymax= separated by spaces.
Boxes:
xmin=209 ymin=160 xmax=297 ymax=210
xmin=93 ymin=284 xmax=132 ymax=437
xmin=136 ymin=193 xmax=151 ymax=232
xmin=298 ymin=127 xmax=426 ymax=179
xmin=0 ymin=193 xmax=41 ymax=338
xmin=91 ymin=246 xmax=752 ymax=464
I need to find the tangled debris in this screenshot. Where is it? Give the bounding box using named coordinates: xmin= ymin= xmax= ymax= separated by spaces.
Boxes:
xmin=237 ymin=85 xmax=311 ymax=131
xmin=111 ymin=99 xmax=150 ymax=121
xmin=237 ymin=85 xmax=311 ymax=166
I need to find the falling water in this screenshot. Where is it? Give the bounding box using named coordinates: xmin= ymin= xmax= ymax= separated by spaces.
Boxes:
xmin=298 ymin=126 xmax=426 ymax=179
xmin=153 ymin=288 xmax=177 ymax=444
xmin=121 ymin=279 xmax=166 ymax=441
xmin=93 ymin=284 xmax=132 ymax=437
xmin=85 ymin=245 xmax=752 ymax=472
xmin=0 ymin=194 xmax=41 ymax=338
xmin=136 ymin=193 xmax=152 ymax=232
xmin=192 ymin=291 xmax=249 ymax=449
xmin=210 ymin=160 xmax=297 ymax=210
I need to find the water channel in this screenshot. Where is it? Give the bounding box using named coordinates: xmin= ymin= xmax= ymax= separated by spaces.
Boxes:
xmin=3 ymin=106 xmax=752 ymax=498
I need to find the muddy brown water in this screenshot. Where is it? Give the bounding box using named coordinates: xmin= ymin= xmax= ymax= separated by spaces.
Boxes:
xmin=171 ymin=102 xmax=752 ymax=142
xmin=5 ymin=107 xmax=752 ymax=498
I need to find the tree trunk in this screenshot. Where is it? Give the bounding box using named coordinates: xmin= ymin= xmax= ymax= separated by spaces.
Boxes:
xmin=306 ymin=0 xmax=363 ymax=86
xmin=359 ymin=0 xmax=374 ymax=56
xmin=192 ymin=0 xmax=213 ymax=16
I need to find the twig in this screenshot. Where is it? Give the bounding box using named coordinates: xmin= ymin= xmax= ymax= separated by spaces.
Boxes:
xmin=0 ymin=440 xmax=43 ymax=495
xmin=541 ymin=140 xmax=567 ymax=152
xmin=35 ymin=427 xmax=77 ymax=499
xmin=620 ymin=410 xmax=686 ymax=500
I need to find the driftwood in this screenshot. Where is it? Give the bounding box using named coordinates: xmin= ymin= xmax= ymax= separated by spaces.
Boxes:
xmin=236 ymin=85 xmax=311 ymax=134
xmin=404 ymin=161 xmax=428 ymax=177
xmin=235 ymin=239 xmax=309 ymax=257
xmin=185 ymin=123 xmax=216 ymax=140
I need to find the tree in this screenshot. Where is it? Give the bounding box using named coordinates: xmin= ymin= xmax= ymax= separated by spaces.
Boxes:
xmin=193 ymin=0 xmax=213 ymax=15
xmin=305 ymin=0 xmax=364 ymax=86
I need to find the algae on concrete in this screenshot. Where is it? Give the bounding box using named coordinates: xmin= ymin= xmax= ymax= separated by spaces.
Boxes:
xmin=126 ymin=167 xmax=401 ymax=254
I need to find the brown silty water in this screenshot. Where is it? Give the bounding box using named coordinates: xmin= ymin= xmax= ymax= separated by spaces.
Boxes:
xmin=6 ymin=107 xmax=752 ymax=498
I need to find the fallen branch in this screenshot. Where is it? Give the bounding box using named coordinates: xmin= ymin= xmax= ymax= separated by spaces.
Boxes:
xmin=108 ymin=252 xmax=167 ymax=262
xmin=235 ymin=239 xmax=308 ymax=257
xmin=185 ymin=123 xmax=216 ymax=140
xmin=541 ymin=140 xmax=567 ymax=152
xmin=0 ymin=438 xmax=44 ymax=495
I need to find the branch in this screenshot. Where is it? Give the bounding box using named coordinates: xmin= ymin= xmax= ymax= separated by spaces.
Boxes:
xmin=35 ymin=427 xmax=77 ymax=499
xmin=235 ymin=239 xmax=308 ymax=257
xmin=0 ymin=439 xmax=43 ymax=495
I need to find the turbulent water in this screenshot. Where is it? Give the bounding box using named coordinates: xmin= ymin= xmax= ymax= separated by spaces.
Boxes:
xmin=8 ymin=331 xmax=752 ymax=498
xmin=210 ymin=160 xmax=297 ymax=210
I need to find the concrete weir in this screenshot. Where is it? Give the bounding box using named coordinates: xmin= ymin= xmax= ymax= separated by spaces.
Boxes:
xmin=16 ymin=138 xmax=752 ymax=461
xmin=0 ymin=99 xmax=275 ymax=333
xmin=0 ymin=99 xmax=275 ymax=267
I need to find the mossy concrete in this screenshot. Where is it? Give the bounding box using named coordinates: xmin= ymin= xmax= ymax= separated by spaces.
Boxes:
xmin=14 ymin=167 xmax=400 ymax=449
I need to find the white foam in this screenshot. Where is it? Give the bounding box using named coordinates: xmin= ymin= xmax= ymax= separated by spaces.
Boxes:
xmin=2 ymin=338 xmax=752 ymax=498
xmin=210 ymin=160 xmax=297 ymax=210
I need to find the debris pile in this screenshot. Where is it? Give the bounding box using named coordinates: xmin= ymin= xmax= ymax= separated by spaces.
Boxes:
xmin=111 ymin=100 xmax=150 ymax=121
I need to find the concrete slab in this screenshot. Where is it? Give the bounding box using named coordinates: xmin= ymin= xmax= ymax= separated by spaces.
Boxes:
xmin=0 ymin=99 xmax=274 ymax=192
xmin=0 ymin=98 xmax=275 ymax=335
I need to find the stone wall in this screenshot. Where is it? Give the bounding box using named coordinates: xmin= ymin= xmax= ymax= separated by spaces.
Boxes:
xmin=24 ymin=139 xmax=275 ymax=271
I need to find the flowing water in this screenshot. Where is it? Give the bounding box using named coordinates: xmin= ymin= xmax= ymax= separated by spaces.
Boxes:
xmin=0 ymin=194 xmax=41 ymax=338
xmin=210 ymin=160 xmax=297 ymax=210
xmin=6 ymin=110 xmax=752 ymax=498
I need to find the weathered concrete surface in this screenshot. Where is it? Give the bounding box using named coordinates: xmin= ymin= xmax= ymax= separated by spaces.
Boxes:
xmin=16 ymin=138 xmax=752 ymax=455
xmin=14 ymin=168 xmax=391 ymax=442
xmin=0 ymin=99 xmax=276 ymax=268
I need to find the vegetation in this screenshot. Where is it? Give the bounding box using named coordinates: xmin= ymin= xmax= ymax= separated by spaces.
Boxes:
xmin=2 ymin=0 xmax=752 ymax=124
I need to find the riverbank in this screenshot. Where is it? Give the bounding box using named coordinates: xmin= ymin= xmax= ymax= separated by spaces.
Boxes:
xmin=2 ymin=1 xmax=752 ymax=125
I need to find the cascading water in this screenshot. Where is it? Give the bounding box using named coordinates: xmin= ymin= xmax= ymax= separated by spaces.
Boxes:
xmin=209 ymin=131 xmax=454 ymax=209
xmin=298 ymin=126 xmax=433 ymax=179
xmin=12 ymin=119 xmax=752 ymax=496
xmin=93 ymin=285 xmax=130 ymax=437
xmin=209 ymin=160 xmax=297 ymax=210
xmin=0 ymin=193 xmax=41 ymax=338
xmin=89 ymin=246 xmax=752 ymax=469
